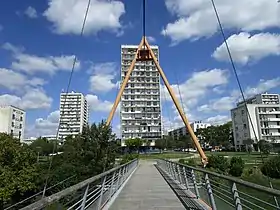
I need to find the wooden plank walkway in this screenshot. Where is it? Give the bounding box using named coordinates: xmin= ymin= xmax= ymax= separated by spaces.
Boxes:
xmin=109 ymin=160 xmax=186 ymax=210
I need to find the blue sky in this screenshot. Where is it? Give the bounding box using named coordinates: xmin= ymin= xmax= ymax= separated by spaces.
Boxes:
xmin=0 ymin=0 xmax=280 ymax=138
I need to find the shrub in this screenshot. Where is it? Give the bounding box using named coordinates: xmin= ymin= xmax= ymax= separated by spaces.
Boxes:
xmin=258 ymin=140 xmax=273 ymax=155
xmin=178 ymin=158 xmax=197 ymax=167
xmin=119 ymin=154 xmax=139 ymax=165
xmin=207 ymin=155 xmax=229 ymax=172
xmin=261 ymin=155 xmax=280 ymax=178
xmin=229 ymin=157 xmax=244 ymax=177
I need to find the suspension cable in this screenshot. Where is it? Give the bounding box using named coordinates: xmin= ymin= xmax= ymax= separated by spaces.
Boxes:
xmin=210 ymin=0 xmax=277 ymax=203
xmin=41 ymin=0 xmax=92 ymax=198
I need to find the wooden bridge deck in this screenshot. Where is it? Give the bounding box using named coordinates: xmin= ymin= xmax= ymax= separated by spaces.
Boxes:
xmin=108 ymin=160 xmax=186 ymax=210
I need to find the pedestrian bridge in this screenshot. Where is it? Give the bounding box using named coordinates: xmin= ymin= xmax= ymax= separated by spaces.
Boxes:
xmin=21 ymin=159 xmax=280 ymax=210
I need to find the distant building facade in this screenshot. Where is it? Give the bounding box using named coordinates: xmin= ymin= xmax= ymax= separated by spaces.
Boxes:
xmin=0 ymin=105 xmax=26 ymax=141
xmin=231 ymin=93 xmax=280 ymax=150
xmin=168 ymin=121 xmax=211 ymax=140
xmin=58 ymin=91 xmax=88 ymax=140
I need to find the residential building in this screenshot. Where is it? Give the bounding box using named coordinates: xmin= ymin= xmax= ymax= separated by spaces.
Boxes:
xmin=0 ymin=105 xmax=25 ymax=141
xmin=168 ymin=121 xmax=211 ymax=140
xmin=58 ymin=91 xmax=88 ymax=140
xmin=231 ymin=93 xmax=280 ymax=150
xmin=120 ymin=44 xmax=162 ymax=146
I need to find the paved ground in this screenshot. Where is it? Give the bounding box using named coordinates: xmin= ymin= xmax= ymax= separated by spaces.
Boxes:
xmin=109 ymin=160 xmax=185 ymax=210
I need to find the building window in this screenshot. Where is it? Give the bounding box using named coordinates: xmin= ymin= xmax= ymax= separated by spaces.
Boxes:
xmin=12 ymin=114 xmax=15 ymax=119
xmin=243 ymin=124 xmax=247 ymax=129
xmin=241 ymin=110 xmax=245 ymax=115
xmin=12 ymin=122 xmax=14 ymax=127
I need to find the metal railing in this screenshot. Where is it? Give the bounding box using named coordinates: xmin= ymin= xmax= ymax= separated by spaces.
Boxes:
xmin=157 ymin=159 xmax=280 ymax=210
xmin=20 ymin=159 xmax=138 ymax=210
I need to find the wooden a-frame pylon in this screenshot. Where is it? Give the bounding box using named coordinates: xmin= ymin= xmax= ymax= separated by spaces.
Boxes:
xmin=106 ymin=36 xmax=207 ymax=164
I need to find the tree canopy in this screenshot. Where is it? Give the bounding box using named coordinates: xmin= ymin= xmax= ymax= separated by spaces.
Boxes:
xmin=196 ymin=121 xmax=233 ymax=146
xmin=0 ymin=133 xmax=38 ymax=208
xmin=1 ymin=120 xmax=118 ymax=208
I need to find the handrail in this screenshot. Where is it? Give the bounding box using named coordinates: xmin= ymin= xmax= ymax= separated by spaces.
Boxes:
xmin=21 ymin=159 xmax=138 ymax=210
xmin=157 ymin=159 xmax=280 ymax=210
xmin=161 ymin=158 xmax=280 ymax=197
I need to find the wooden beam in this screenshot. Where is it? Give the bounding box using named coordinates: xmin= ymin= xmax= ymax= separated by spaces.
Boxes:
xmin=144 ymin=36 xmax=207 ymax=164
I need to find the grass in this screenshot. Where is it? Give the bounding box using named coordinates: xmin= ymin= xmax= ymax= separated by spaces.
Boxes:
xmin=138 ymin=152 xmax=193 ymax=160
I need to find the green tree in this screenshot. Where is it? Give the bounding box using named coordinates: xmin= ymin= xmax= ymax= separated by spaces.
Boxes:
xmin=261 ymin=155 xmax=280 ymax=178
xmin=125 ymin=138 xmax=143 ymax=153
xmin=0 ymin=133 xmax=38 ymax=208
xmin=155 ymin=139 xmax=164 ymax=152
xmin=258 ymin=140 xmax=272 ymax=155
xmin=196 ymin=121 xmax=233 ymax=146
xmin=207 ymin=155 xmax=229 ymax=173
xmin=229 ymin=157 xmax=244 ymax=177
xmin=38 ymin=120 xmax=117 ymax=195
xmin=29 ymin=137 xmax=56 ymax=156
xmin=244 ymin=138 xmax=254 ymax=154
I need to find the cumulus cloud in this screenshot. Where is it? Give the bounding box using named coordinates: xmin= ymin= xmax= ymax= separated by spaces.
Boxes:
xmin=44 ymin=0 xmax=125 ymax=35
xmin=86 ymin=94 xmax=114 ymax=112
xmin=198 ymin=77 xmax=280 ymax=113
xmin=0 ymin=89 xmax=52 ymax=110
xmin=2 ymin=42 xmax=80 ymax=75
xmin=213 ymin=32 xmax=280 ymax=65
xmin=161 ymin=68 xmax=229 ymax=107
xmin=162 ymin=0 xmax=280 ymax=44
xmin=26 ymin=110 xmax=59 ymax=137
xmin=0 ymin=68 xmax=45 ymax=91
xmin=89 ymin=62 xmax=118 ymax=93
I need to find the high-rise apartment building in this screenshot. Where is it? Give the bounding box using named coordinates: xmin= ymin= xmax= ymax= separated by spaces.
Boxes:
xmin=0 ymin=105 xmax=25 ymax=141
xmin=231 ymin=93 xmax=280 ymax=150
xmin=58 ymin=91 xmax=88 ymax=140
xmin=120 ymin=45 xmax=162 ymax=146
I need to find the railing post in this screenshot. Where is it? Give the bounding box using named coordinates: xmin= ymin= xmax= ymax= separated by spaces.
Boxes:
xmin=109 ymin=172 xmax=116 ymax=199
xmin=116 ymin=167 xmax=122 ymax=189
xmin=183 ymin=166 xmax=189 ymax=190
xmin=80 ymin=184 xmax=89 ymax=210
xmin=97 ymin=175 xmax=107 ymax=210
xmin=177 ymin=164 xmax=183 ymax=184
xmin=191 ymin=169 xmax=200 ymax=198
xmin=205 ymin=173 xmax=217 ymax=210
xmin=172 ymin=163 xmax=177 ymax=180
xmin=232 ymin=182 xmax=242 ymax=210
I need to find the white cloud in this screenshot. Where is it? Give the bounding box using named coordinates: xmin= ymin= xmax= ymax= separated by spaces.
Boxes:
xmin=147 ymin=36 xmax=156 ymax=43
xmin=89 ymin=62 xmax=118 ymax=93
xmin=44 ymin=0 xmax=125 ymax=35
xmin=245 ymin=77 xmax=280 ymax=97
xmin=205 ymin=115 xmax=231 ymax=125
xmin=26 ymin=110 xmax=59 ymax=137
xmin=213 ymin=32 xmax=280 ymax=65
xmin=0 ymin=68 xmax=45 ymax=91
xmin=161 ymin=68 xmax=229 ymax=107
xmin=198 ymin=77 xmax=280 ymax=113
xmin=162 ymin=0 xmax=280 ymax=44
xmin=24 ymin=6 xmax=38 ymax=18
xmin=0 ymin=89 xmax=52 ymax=110
xmin=2 ymin=42 xmax=80 ymax=75
xmin=86 ymin=94 xmax=114 ymax=112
